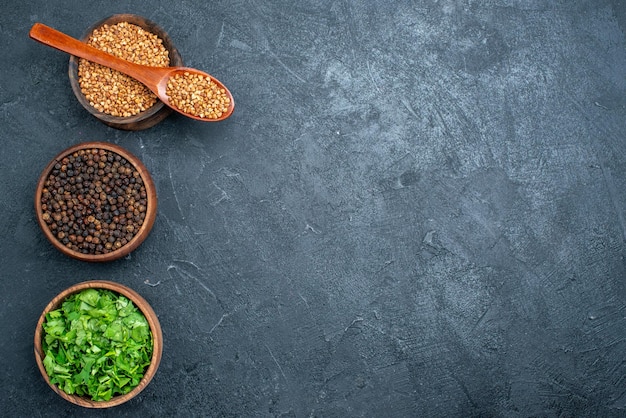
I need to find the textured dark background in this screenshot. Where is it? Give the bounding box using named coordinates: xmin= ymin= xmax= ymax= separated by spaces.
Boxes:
xmin=1 ymin=0 xmax=626 ymax=416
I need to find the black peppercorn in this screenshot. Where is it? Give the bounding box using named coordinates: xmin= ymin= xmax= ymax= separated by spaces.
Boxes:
xmin=40 ymin=148 xmax=148 ymax=255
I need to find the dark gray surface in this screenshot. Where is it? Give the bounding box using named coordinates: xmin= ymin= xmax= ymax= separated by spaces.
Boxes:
xmin=1 ymin=0 xmax=625 ymax=416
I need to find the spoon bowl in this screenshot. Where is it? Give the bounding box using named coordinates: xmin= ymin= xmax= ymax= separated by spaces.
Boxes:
xmin=69 ymin=14 xmax=184 ymax=130
xmin=30 ymin=22 xmax=234 ymax=122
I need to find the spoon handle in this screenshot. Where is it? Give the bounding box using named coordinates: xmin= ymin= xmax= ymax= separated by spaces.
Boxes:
xmin=29 ymin=23 xmax=162 ymax=88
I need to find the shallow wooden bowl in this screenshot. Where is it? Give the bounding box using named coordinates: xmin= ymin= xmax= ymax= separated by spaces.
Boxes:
xmin=34 ymin=141 xmax=157 ymax=262
xmin=34 ymin=280 xmax=163 ymax=408
xmin=68 ymin=14 xmax=183 ymax=130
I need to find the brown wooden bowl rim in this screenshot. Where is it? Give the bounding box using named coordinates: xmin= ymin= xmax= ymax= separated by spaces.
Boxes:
xmin=34 ymin=141 xmax=157 ymax=262
xmin=68 ymin=14 xmax=184 ymax=128
xmin=34 ymin=280 xmax=163 ymax=408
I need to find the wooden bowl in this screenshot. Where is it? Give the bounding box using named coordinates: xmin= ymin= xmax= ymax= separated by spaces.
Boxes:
xmin=34 ymin=142 xmax=157 ymax=262
xmin=68 ymin=14 xmax=183 ymax=130
xmin=34 ymin=280 xmax=163 ymax=408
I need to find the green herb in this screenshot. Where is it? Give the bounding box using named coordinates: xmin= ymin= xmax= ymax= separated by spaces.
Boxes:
xmin=41 ymin=288 xmax=153 ymax=401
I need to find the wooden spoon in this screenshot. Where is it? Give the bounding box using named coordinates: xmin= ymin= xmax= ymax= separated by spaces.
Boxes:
xmin=29 ymin=22 xmax=234 ymax=122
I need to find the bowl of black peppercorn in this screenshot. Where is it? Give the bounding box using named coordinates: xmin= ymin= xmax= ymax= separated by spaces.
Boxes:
xmin=35 ymin=142 xmax=157 ymax=262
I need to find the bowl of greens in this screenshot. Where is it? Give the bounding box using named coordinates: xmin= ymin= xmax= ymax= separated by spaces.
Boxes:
xmin=34 ymin=280 xmax=162 ymax=408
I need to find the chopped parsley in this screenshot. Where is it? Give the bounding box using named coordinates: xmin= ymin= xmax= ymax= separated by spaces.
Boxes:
xmin=41 ymin=288 xmax=153 ymax=401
